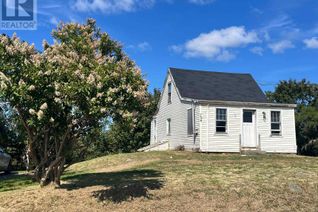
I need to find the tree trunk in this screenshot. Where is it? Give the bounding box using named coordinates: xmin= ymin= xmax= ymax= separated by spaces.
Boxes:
xmin=30 ymin=133 xmax=68 ymax=187
xmin=39 ymin=157 xmax=65 ymax=187
xmin=18 ymin=111 xmax=71 ymax=187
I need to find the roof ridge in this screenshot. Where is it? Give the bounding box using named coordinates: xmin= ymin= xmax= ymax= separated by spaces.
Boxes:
xmin=169 ymin=67 xmax=250 ymax=75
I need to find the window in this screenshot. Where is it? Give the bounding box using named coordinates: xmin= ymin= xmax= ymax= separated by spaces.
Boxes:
xmin=166 ymin=118 xmax=171 ymax=135
xmin=271 ymin=111 xmax=281 ymax=135
xmin=243 ymin=111 xmax=253 ymax=123
xmin=168 ymin=82 xmax=172 ymax=104
xmin=216 ymin=108 xmax=227 ymax=133
xmin=187 ymin=109 xmax=193 ymax=135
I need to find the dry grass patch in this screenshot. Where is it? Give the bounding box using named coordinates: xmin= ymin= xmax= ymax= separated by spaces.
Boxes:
xmin=0 ymin=151 xmax=318 ymax=211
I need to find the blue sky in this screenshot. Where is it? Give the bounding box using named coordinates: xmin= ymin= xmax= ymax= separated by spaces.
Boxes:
xmin=3 ymin=0 xmax=318 ymax=92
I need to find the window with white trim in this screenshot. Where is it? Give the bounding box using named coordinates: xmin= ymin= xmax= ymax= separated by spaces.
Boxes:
xmin=167 ymin=82 xmax=172 ymax=104
xmin=187 ymin=108 xmax=193 ymax=135
xmin=166 ymin=118 xmax=171 ymax=135
xmin=216 ymin=108 xmax=227 ymax=133
xmin=271 ymin=111 xmax=281 ymax=135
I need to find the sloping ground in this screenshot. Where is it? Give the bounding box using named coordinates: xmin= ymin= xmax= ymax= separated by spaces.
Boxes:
xmin=0 ymin=151 xmax=318 ymax=212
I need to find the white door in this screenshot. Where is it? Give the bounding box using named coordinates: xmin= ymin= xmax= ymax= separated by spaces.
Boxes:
xmin=242 ymin=110 xmax=257 ymax=147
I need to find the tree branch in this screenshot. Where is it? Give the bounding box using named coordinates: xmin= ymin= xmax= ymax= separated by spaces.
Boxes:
xmin=57 ymin=127 xmax=71 ymax=158
xmin=15 ymin=106 xmax=34 ymax=143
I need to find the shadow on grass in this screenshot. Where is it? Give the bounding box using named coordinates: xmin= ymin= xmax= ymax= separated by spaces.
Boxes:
xmin=61 ymin=169 xmax=164 ymax=203
xmin=0 ymin=172 xmax=34 ymax=192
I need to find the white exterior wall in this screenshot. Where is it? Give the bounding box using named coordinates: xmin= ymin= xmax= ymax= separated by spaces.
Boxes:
xmin=150 ymin=71 xmax=297 ymax=154
xmin=151 ymin=73 xmax=198 ymax=150
xmin=257 ymin=108 xmax=297 ymax=153
xmin=199 ymin=104 xmax=297 ymax=153
xmin=150 ymin=120 xmax=155 ymax=145
xmin=194 ymin=105 xmax=200 ymax=149
xmin=199 ymin=105 xmax=241 ymax=152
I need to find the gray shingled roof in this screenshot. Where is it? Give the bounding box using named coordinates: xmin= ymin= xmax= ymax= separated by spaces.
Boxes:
xmin=169 ymin=68 xmax=269 ymax=103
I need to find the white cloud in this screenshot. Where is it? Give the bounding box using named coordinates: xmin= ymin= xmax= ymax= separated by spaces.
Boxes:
xmin=268 ymin=40 xmax=294 ymax=54
xmin=170 ymin=26 xmax=259 ymax=61
xmin=136 ymin=42 xmax=152 ymax=51
xmin=127 ymin=42 xmax=152 ymax=52
xmin=303 ymin=37 xmax=318 ymax=49
xmin=188 ymin=0 xmax=215 ymax=5
xmin=49 ymin=16 xmax=59 ymax=25
xmin=259 ymin=15 xmax=318 ymax=50
xmin=214 ymin=50 xmax=235 ymax=62
xmin=73 ymin=0 xmax=155 ymax=13
xmin=262 ymin=15 xmax=293 ymax=32
xmin=169 ymin=45 xmax=183 ymax=53
xmin=72 ymin=0 xmax=217 ymax=14
xmin=259 ymin=14 xmax=296 ymax=42
xmin=250 ymin=6 xmax=263 ymax=15
xmin=250 ymin=46 xmax=264 ymax=56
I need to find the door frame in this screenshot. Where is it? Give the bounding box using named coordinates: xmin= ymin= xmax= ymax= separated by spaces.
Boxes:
xmin=241 ymin=109 xmax=258 ymax=148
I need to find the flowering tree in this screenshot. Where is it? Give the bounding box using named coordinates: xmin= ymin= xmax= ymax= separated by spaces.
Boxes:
xmin=0 ymin=19 xmax=147 ymax=186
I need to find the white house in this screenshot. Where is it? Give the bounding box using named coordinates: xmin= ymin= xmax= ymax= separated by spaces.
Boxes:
xmin=142 ymin=68 xmax=297 ymax=153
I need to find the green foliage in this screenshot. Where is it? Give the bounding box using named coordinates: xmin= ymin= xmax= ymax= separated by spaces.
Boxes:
xmin=300 ymin=139 xmax=318 ymax=156
xmin=296 ymin=106 xmax=318 ymax=142
xmin=0 ymin=104 xmax=26 ymax=169
xmin=0 ymin=19 xmax=148 ymax=185
xmin=66 ymin=127 xmax=110 ymax=163
xmin=68 ymin=89 xmax=161 ymax=162
xmin=105 ymin=89 xmax=161 ymax=153
xmin=266 ymin=79 xmax=318 ymax=154
xmin=266 ymin=79 xmax=318 ymax=106
xmin=296 ymin=106 xmax=318 ymax=156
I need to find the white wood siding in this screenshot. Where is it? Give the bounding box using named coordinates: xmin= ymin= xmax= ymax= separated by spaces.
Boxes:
xmin=194 ymin=105 xmax=200 ymax=149
xmin=150 ymin=72 xmax=297 ymax=154
xmin=199 ymin=105 xmax=297 ymax=153
xmin=151 ymin=73 xmax=197 ymax=150
xmin=257 ymin=108 xmax=297 ymax=153
xmin=199 ymin=105 xmax=241 ymax=152
xmin=150 ymin=119 xmax=155 ymax=145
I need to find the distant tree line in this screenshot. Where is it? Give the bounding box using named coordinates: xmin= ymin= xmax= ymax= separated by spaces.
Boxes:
xmin=0 ymin=103 xmax=26 ymax=169
xmin=67 ymin=88 xmax=161 ymax=163
xmin=266 ymin=79 xmax=318 ymax=156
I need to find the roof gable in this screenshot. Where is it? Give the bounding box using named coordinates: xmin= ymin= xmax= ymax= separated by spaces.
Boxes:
xmin=169 ymin=68 xmax=269 ymax=103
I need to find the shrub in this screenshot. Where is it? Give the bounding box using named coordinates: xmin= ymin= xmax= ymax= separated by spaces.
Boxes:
xmin=175 ymin=145 xmax=185 ymax=151
xmin=192 ymin=148 xmax=200 ymax=153
xmin=301 ymin=139 xmax=318 ymax=156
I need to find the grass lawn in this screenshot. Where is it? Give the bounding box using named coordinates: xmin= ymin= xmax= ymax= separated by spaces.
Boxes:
xmin=0 ymin=171 xmax=36 ymax=192
xmin=0 ymin=151 xmax=317 ymax=211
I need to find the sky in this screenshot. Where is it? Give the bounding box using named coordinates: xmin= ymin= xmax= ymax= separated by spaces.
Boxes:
xmin=2 ymin=0 xmax=318 ymax=92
